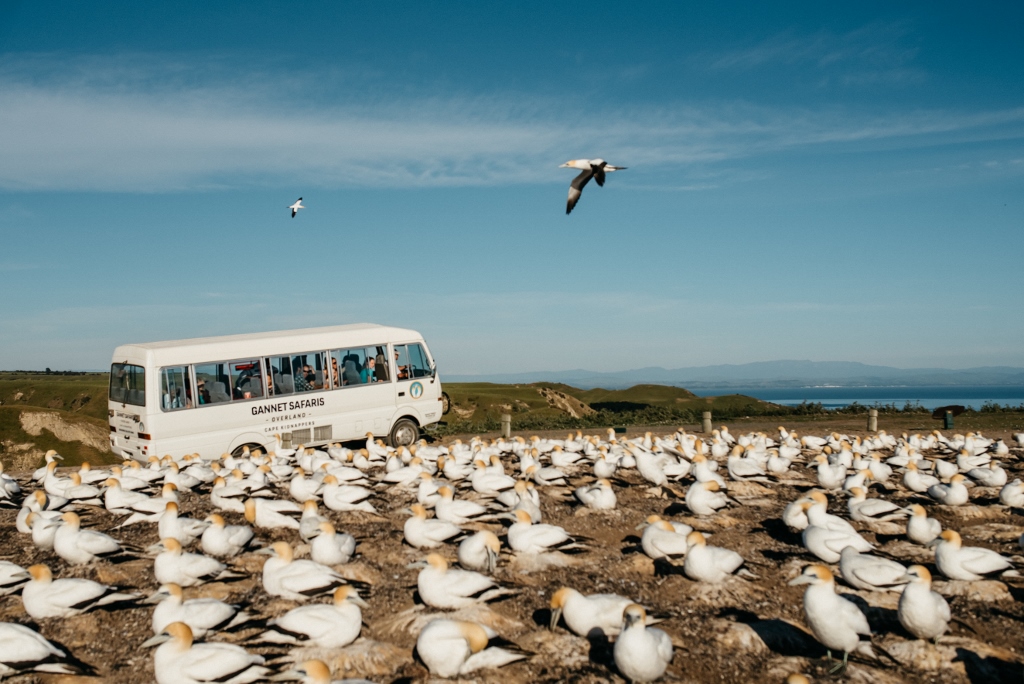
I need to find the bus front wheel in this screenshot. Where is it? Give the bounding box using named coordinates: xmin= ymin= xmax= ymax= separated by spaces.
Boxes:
xmin=389 ymin=418 xmax=419 ymax=448
xmin=231 ymin=442 xmax=263 ymax=458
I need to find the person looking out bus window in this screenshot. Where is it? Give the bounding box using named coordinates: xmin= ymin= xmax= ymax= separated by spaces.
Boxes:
xmin=330 ymin=357 xmax=342 ymax=387
xmin=294 ymin=365 xmax=316 ymax=392
xmin=360 ymin=357 xmax=376 ymax=383
xmin=196 ymin=381 xmax=210 ymax=405
xmin=395 ymin=350 xmax=409 ymax=380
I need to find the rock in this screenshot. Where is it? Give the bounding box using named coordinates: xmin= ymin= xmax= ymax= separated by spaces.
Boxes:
xmin=729 ymin=481 xmax=773 ymax=497
xmin=19 ymin=410 xmax=110 ymax=452
xmin=713 ymin=620 xmax=769 ymax=656
xmin=291 ymin=638 xmax=411 ymax=677
xmin=885 ymin=639 xmax=962 ymax=671
xmin=933 ymin=579 xmax=1011 ymax=602
xmin=94 ymin=559 xmax=151 ymax=587
xmin=946 ymin=504 xmax=1006 ymax=521
xmin=628 ymin=554 xmax=655 ymax=576
xmin=336 ymin=561 xmax=383 ymax=585
xmin=517 ymin=630 xmax=590 ymax=669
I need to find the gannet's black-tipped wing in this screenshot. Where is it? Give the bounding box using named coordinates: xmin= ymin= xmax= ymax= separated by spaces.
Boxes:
xmin=291 ymin=209 xmax=297 ymax=218
xmin=593 ymin=165 xmax=606 ymax=187
xmin=567 ymin=169 xmax=594 ymax=214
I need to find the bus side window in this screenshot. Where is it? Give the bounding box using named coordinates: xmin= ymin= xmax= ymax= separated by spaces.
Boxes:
xmin=374 ymin=345 xmax=390 ymax=382
xmin=161 ymin=367 xmax=190 ymax=410
xmin=393 ymin=344 xmax=410 ymax=381
xmin=195 ymin=363 xmax=230 ymax=404
xmin=230 ymin=359 xmax=264 ymax=400
xmin=269 ymin=356 xmax=295 ymax=395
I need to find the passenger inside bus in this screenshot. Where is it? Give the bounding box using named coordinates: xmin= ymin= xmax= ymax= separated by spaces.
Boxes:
xmin=361 ymin=357 xmax=376 ymax=383
xmin=294 ymin=364 xmax=316 ymax=392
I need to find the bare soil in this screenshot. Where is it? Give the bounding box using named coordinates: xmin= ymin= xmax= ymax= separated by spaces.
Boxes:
xmin=1 ymin=429 xmax=1023 ymax=683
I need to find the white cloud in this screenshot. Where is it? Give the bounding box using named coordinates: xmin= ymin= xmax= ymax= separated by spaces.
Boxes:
xmin=0 ymin=54 xmax=1022 ymax=192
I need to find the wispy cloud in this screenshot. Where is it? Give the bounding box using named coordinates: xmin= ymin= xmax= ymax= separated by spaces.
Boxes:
xmin=0 ymin=53 xmax=1021 ymax=192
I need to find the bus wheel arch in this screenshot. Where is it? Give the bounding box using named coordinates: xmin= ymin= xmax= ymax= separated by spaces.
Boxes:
xmin=389 ymin=416 xmax=420 ymax=448
xmin=231 ymin=442 xmax=264 ymax=458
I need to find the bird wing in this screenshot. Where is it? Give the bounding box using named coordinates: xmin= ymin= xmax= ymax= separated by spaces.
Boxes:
xmin=960 ymin=547 xmax=1010 ymax=575
xmin=49 ymin=578 xmax=108 ymax=609
xmin=839 ymin=596 xmax=872 ymax=636
xmin=446 ymin=568 xmax=498 ymax=597
xmin=182 ymin=643 xmax=263 ymax=681
xmin=931 ymin=591 xmax=951 ymax=622
xmin=566 ymin=169 xmax=594 ymax=214
xmin=460 ymin=647 xmax=527 ymax=674
xmin=275 ymin=605 xmax=337 ymax=639
xmin=849 ymin=559 xmax=906 ymax=588
xmin=78 ymin=530 xmax=121 ymax=555
xmin=593 ymin=165 xmax=606 ymax=187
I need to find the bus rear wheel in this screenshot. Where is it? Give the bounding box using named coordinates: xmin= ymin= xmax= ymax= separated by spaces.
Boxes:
xmin=389 ymin=418 xmax=419 ymax=448
xmin=441 ymin=392 xmax=451 ymax=415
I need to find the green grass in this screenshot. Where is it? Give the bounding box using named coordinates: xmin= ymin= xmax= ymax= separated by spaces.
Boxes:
xmin=0 ymin=372 xmax=110 ymax=421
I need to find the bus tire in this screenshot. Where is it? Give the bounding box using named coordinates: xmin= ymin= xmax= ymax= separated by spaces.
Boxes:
xmin=441 ymin=392 xmax=451 ymax=415
xmin=231 ymin=442 xmax=263 ymax=458
xmin=389 ymin=418 xmax=419 ymax=448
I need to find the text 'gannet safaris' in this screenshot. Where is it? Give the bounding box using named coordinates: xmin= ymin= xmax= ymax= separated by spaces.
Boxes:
xmin=560 ymin=159 xmax=627 ymax=214
xmin=289 ymin=197 xmax=304 ymax=218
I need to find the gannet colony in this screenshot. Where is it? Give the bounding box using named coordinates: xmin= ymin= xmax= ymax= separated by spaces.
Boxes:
xmin=1 ymin=428 xmax=1023 ymax=682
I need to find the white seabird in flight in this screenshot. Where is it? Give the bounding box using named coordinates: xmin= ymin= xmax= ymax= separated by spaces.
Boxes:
xmin=288 ymin=197 xmax=305 ymax=218
xmin=560 ymin=159 xmax=627 ymax=214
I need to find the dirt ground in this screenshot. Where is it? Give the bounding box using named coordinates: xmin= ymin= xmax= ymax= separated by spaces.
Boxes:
xmin=1 ymin=426 xmax=1023 ymax=683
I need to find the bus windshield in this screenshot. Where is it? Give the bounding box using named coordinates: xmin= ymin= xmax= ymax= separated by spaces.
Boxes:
xmin=110 ymin=363 xmax=146 ymax=406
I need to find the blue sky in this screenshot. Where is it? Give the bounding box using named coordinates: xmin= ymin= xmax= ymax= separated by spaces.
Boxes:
xmin=1 ymin=2 xmax=1022 ymax=374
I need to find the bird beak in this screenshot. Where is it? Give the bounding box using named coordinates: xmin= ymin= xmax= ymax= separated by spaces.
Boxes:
xmin=267 ymin=670 xmax=305 ymax=682
xmin=634 ymin=521 xmax=648 ymax=531
xmin=145 ymin=542 xmax=165 ymax=555
xmin=351 ymin=596 xmax=370 ymax=609
xmin=405 ymin=560 xmax=427 ymax=569
xmin=10 ymin=571 xmax=30 ymax=581
xmin=558 ymin=162 xmax=570 ymax=168
xmin=486 ymin=548 xmax=498 ymax=574
xmin=141 ymin=633 xmax=171 ymax=648
xmin=54 ymin=455 xmax=64 ymax=461
xmin=254 ymin=547 xmax=276 ymax=555
xmin=788 ymin=575 xmax=814 ymax=586
xmin=141 ymin=591 xmax=169 ymax=604
xmin=926 ymin=539 xmax=942 ymax=548
xmin=549 ymin=606 xmax=562 ymax=630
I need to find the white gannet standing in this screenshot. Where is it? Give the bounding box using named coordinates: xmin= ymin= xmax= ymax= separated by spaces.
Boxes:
xmin=0 ymin=622 xmax=79 ymax=678
xmin=415 ymin=619 xmax=526 ymax=678
xmin=932 ymin=530 xmax=1013 ymax=580
xmin=683 ymin=531 xmax=753 ymax=583
xmin=927 ymin=474 xmax=970 ymax=506
xmin=549 ymin=587 xmax=654 ymax=638
xmin=613 ymin=604 xmax=673 ymax=683
xmin=412 ymin=553 xmax=515 ymax=609
xmin=289 ymin=197 xmax=305 ymax=218
xmin=685 ymin=480 xmax=731 ymax=516
xmin=507 ymin=509 xmax=584 ymax=555
xmin=201 ymin=513 xmax=257 ymax=557
xmin=150 ymin=538 xmax=240 ymax=587
xmin=145 ymin=583 xmax=250 ymax=637
xmin=837 ymin=547 xmax=908 ymax=592
xmin=898 ymin=565 xmax=950 ymax=642
xmin=573 ymin=479 xmax=617 ymax=510
xmin=1000 ymin=479 xmax=1024 ymax=507
xmin=258 ymin=542 xmax=348 ymax=601
xmin=0 ymin=561 xmax=29 ymax=596
xmin=53 ymin=512 xmax=128 ymax=565
xmin=309 ymin=521 xmax=356 ymax=566
xmin=789 ymin=565 xmax=874 ymax=674
xmin=560 ymin=159 xmax=627 ymax=214
xmin=21 ymin=564 xmax=139 ymax=619
xmin=846 ymin=487 xmax=906 ymax=523
xmin=904 ymin=504 xmax=942 ymax=545
xmin=637 ymin=515 xmax=691 ymax=561
xmin=258 ymin=586 xmax=366 ymax=648
xmin=143 ymin=622 xmax=267 ymax=684
xmin=458 ymin=530 xmax=502 ymax=574
xmin=404 ymin=503 xmax=464 ymax=549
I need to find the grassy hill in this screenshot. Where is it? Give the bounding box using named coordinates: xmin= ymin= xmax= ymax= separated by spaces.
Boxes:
xmin=0 ymin=372 xmax=115 ymax=469
xmin=440 ymin=381 xmax=783 ymax=433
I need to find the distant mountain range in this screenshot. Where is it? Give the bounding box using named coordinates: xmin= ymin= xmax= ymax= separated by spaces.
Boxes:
xmin=444 ymin=361 xmax=1024 ymax=390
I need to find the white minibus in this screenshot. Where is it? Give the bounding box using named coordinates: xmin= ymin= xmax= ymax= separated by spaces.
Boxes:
xmin=107 ymin=324 xmax=447 ymax=461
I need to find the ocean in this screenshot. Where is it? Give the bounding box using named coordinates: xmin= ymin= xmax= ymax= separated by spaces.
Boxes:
xmin=690 ymin=386 xmax=1024 ymax=410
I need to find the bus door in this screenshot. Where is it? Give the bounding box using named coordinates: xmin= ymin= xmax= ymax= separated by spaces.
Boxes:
xmin=392 ymin=341 xmax=440 ymax=425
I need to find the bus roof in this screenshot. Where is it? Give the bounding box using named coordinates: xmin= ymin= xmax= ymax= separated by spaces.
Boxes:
xmin=112 ymin=323 xmax=425 ymax=366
